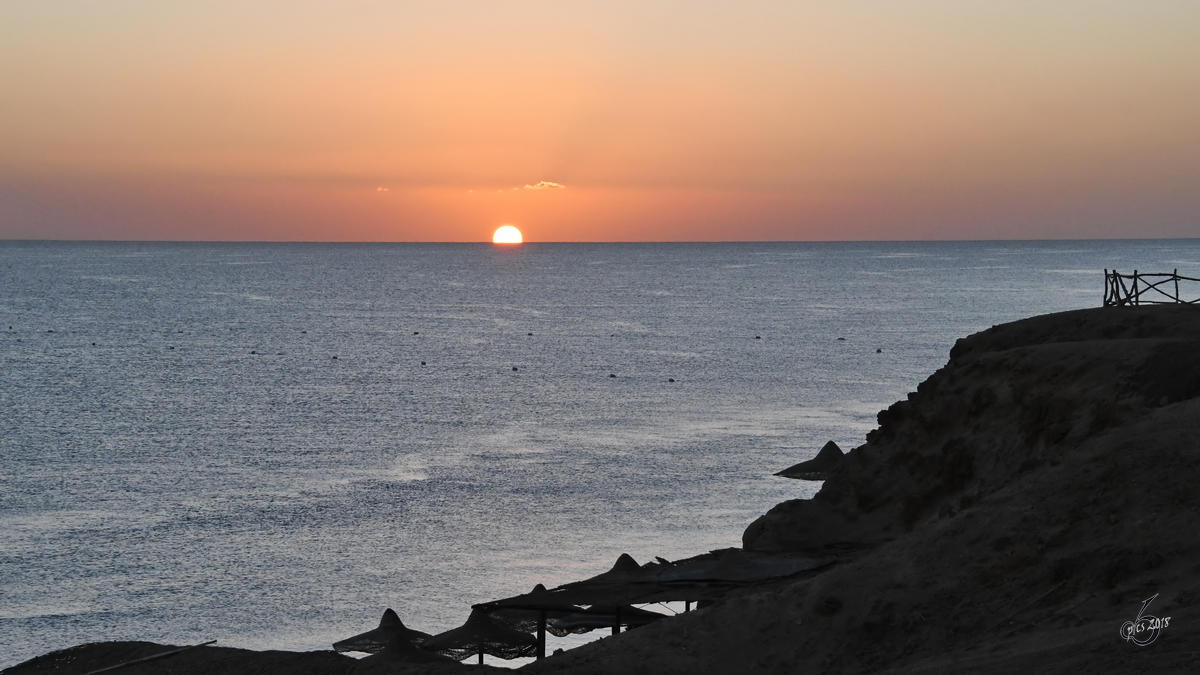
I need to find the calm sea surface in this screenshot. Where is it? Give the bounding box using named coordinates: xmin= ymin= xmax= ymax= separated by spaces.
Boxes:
xmin=2 ymin=240 xmax=1198 ymax=667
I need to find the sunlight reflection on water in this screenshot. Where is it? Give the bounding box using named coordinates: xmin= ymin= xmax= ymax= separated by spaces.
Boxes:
xmin=2 ymin=240 xmax=1198 ymax=667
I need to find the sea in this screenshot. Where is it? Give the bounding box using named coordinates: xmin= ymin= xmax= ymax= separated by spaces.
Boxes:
xmin=2 ymin=240 xmax=1198 ymax=668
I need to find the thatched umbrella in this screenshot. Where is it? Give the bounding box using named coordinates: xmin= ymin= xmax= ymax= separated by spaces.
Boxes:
xmin=592 ymin=553 xmax=642 ymax=579
xmin=552 ymin=552 xmax=645 ymax=590
xmin=489 ymin=584 xmax=585 ymax=637
xmin=548 ymin=604 xmax=667 ymax=634
xmin=775 ymin=440 xmax=844 ymax=480
xmin=359 ymin=639 xmax=459 ymax=665
xmin=333 ymin=608 xmax=454 ymax=664
xmin=422 ymin=608 xmax=537 ymax=664
xmin=332 ymin=608 xmax=432 ymax=654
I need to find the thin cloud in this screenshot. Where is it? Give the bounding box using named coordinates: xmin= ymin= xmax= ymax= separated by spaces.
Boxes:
xmin=523 ymin=181 xmax=566 ymax=190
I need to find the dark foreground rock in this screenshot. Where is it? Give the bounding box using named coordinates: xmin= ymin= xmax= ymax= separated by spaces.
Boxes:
xmin=0 ymin=640 xmax=503 ymax=674
xmin=522 ymin=306 xmax=1200 ymax=674
xmin=9 ymin=306 xmax=1200 ymax=674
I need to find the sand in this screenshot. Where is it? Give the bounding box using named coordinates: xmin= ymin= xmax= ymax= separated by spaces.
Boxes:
xmin=7 ymin=306 xmax=1199 ymax=674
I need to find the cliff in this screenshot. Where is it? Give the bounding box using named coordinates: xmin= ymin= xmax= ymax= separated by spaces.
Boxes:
xmin=523 ymin=305 xmax=1200 ymax=674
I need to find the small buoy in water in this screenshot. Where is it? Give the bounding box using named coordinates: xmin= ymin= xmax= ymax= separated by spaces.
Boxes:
xmin=755 ymin=335 xmax=761 ymax=339
xmin=169 ymin=346 xmax=174 ymax=350
xmin=250 ymin=350 xmax=256 ymax=354
xmin=876 ymin=348 xmax=882 ymax=353
xmin=332 ymin=356 xmax=338 ymax=359
xmin=47 ymin=330 xmax=54 ymax=333
xmin=413 ymin=331 xmax=419 ymax=335
xmin=528 ymin=332 xmax=533 ymax=336
xmin=301 ymin=331 xmax=307 ymax=334
xmin=668 ymin=378 xmax=675 ymax=382
xmin=837 ymin=337 xmax=846 ymax=341
xmin=513 ymin=366 xmax=518 ymax=371
xmin=421 ymin=361 xmax=426 ymax=365
xmin=92 ymin=342 xmax=96 ymax=346
xmin=609 ymin=373 xmax=616 ymax=378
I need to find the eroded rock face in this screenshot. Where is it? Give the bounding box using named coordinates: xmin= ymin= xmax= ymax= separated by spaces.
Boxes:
xmin=744 ymin=305 xmax=1200 ymax=552
xmin=17 ymin=308 xmax=1200 ymax=675
xmin=522 ymin=306 xmax=1200 ymax=675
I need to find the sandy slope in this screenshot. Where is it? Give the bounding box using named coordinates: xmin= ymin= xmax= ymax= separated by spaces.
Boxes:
xmin=8 ymin=306 xmax=1199 ymax=674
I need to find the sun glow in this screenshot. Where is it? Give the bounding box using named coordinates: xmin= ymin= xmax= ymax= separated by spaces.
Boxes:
xmin=492 ymin=225 xmax=523 ymax=244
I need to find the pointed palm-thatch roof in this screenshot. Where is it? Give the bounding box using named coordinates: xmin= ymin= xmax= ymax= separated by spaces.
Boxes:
xmin=359 ymin=637 xmax=459 ymax=665
xmin=477 ymin=549 xmax=830 ymax=610
xmin=775 ymin=440 xmax=844 ymax=480
xmin=564 ymin=552 xmax=642 ymax=587
xmin=332 ymin=608 xmax=432 ymax=655
xmin=489 ymin=584 xmax=585 ymax=637
xmin=421 ymin=608 xmax=537 ymax=662
xmin=548 ymin=604 xmax=667 ymax=634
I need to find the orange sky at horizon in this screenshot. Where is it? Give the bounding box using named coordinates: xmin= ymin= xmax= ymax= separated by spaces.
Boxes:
xmin=3 ymin=1 xmax=1199 ymax=241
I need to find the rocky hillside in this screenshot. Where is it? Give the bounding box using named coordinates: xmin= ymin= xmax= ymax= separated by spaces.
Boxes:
xmin=525 ymin=305 xmax=1200 ymax=674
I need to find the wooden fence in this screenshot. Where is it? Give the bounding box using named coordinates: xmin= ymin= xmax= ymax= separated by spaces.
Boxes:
xmin=1104 ymin=269 xmax=1200 ymax=307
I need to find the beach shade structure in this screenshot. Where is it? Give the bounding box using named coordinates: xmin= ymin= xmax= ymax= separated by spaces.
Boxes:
xmin=421 ymin=608 xmax=538 ymax=664
xmin=566 ymin=552 xmax=643 ymax=587
xmin=332 ymin=608 xmax=432 ymax=655
xmin=775 ymin=440 xmax=844 ymax=480
xmin=359 ymin=635 xmax=460 ymax=665
xmin=489 ymin=584 xmax=585 ymax=637
xmin=548 ymin=604 xmax=668 ymax=635
xmin=543 ymin=555 xmax=664 ymax=637
xmin=605 ymin=553 xmax=642 ymax=575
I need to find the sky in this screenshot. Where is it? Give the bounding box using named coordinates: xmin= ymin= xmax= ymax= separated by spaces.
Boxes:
xmin=2 ymin=1 xmax=1199 ymax=242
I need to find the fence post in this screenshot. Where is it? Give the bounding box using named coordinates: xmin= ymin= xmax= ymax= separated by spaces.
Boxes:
xmin=1104 ymin=269 xmax=1198 ymax=306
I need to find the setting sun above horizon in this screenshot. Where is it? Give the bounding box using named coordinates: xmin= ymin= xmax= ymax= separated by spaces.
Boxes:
xmin=2 ymin=3 xmax=1199 ymax=242
xmin=492 ymin=225 xmax=523 ymax=244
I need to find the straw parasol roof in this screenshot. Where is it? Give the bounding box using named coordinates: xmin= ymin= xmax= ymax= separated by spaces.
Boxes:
xmin=548 ymin=604 xmax=667 ymax=634
xmin=359 ymin=637 xmax=460 ymax=665
xmin=775 ymin=440 xmax=844 ymax=480
xmin=477 ymin=549 xmax=831 ymax=609
xmin=332 ymin=608 xmax=432 ymax=655
xmin=489 ymin=584 xmax=585 ymax=637
xmin=421 ymin=608 xmax=537 ymax=662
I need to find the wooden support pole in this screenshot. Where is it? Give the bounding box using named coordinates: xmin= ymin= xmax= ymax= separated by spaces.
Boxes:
xmin=537 ymin=610 xmax=546 ymax=660
xmin=613 ymin=606 xmax=621 ymax=636
xmin=685 ymin=601 xmax=691 ymax=612
xmin=478 ymin=648 xmax=484 ymax=665
xmin=86 ymin=641 xmax=217 ymax=675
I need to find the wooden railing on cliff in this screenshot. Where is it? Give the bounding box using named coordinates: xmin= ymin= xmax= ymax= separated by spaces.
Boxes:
xmin=1104 ymin=269 xmax=1200 ymax=307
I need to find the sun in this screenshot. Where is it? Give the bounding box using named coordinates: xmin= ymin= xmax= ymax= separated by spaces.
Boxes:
xmin=492 ymin=225 xmax=523 ymax=244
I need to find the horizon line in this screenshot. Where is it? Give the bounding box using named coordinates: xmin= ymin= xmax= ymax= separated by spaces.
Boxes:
xmin=3 ymin=237 xmax=1198 ymax=245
